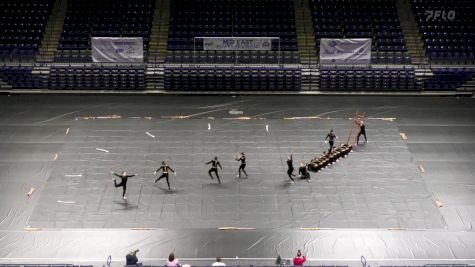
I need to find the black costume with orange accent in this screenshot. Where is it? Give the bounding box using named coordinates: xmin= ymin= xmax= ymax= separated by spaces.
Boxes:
xmin=206 ymin=158 xmax=223 ymax=183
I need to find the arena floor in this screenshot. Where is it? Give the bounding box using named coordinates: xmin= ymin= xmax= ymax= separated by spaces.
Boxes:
xmin=0 ymin=95 xmax=474 ymax=266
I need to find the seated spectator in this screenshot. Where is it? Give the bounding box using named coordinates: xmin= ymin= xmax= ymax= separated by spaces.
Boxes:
xmin=211 ymin=256 xmax=226 ymax=266
xmin=126 ymin=249 xmax=140 ymax=266
xmin=293 ymin=249 xmax=306 ymax=266
xmin=167 ymin=252 xmax=180 ymax=267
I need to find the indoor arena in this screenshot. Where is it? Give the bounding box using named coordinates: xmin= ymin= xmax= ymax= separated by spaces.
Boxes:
xmin=0 ymin=1 xmax=474 ymax=267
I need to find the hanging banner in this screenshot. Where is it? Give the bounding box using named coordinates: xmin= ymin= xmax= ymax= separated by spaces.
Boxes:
xmin=319 ymin=38 xmax=372 ymax=64
xmin=92 ymin=37 xmax=144 ymax=63
xmin=201 ymin=37 xmax=276 ymax=51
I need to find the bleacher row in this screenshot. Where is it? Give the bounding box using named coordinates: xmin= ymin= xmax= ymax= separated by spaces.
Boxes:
xmin=0 ymin=66 xmax=46 ymax=88
xmin=1 ymin=65 xmax=473 ymax=91
xmin=164 ymin=67 xmax=301 ymax=91
xmin=48 ymin=66 xmax=146 ymax=90
xmin=424 ymin=68 xmax=474 ymax=91
xmin=319 ymin=67 xmax=417 ymax=91
xmin=166 ymin=51 xmax=300 ymax=64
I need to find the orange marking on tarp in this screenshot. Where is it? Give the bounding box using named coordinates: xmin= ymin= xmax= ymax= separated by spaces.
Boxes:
xmin=27 ymin=187 xmax=36 ymax=197
xmin=161 ymin=115 xmax=189 ymax=119
xmin=24 ymin=226 xmax=42 ymax=231
xmin=76 ymin=115 xmax=122 ymax=120
xmin=96 ymin=115 xmax=122 ymax=119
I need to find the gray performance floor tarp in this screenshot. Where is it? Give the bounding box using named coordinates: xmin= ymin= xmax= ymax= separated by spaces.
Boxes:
xmin=27 ymin=118 xmax=444 ymax=229
xmin=0 ymin=95 xmax=474 ymax=266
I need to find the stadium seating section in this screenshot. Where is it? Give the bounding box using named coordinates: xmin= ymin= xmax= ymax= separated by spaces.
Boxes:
xmin=411 ymin=0 xmax=475 ymax=64
xmin=166 ymin=50 xmax=300 ymax=64
xmin=49 ymin=65 xmax=146 ymax=90
xmin=309 ymin=0 xmax=410 ymax=64
xmin=165 ymin=67 xmax=301 ymax=91
xmin=58 ymin=0 xmax=154 ymax=52
xmin=0 ymin=0 xmax=474 ymax=92
xmin=167 ymin=0 xmax=298 ymax=63
xmin=319 ymin=67 xmax=416 ymax=91
xmin=0 ymin=66 xmax=45 ymax=88
xmin=424 ymin=68 xmax=474 ymax=90
xmin=0 ymin=0 xmax=54 ymax=59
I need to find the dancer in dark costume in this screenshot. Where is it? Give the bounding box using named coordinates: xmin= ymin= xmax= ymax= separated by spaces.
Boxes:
xmin=325 ymin=129 xmax=337 ymax=154
xmin=298 ymin=163 xmax=311 ymax=183
xmin=111 ymin=171 xmax=137 ymax=200
xmin=287 ymin=153 xmax=296 ymax=183
xmin=206 ymin=156 xmax=223 ymax=184
xmin=355 ymin=120 xmax=367 ymax=145
xmin=235 ymin=152 xmax=248 ymax=178
xmin=154 ymin=161 xmax=176 ymax=190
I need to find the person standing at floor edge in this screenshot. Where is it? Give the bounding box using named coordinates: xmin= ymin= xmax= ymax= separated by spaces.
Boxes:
xmin=126 ymin=249 xmax=141 ymax=266
xmin=293 ymin=249 xmax=306 ymax=266
xmin=211 ymin=256 xmax=226 ymax=266
xmin=167 ymin=252 xmax=180 ymax=267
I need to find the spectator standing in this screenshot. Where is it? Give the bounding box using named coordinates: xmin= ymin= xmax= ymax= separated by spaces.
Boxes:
xmin=126 ymin=250 xmax=140 ymax=265
xmin=211 ymin=256 xmax=226 ymax=266
xmin=293 ymin=250 xmax=306 ymax=266
xmin=167 ymin=252 xmax=181 ymax=267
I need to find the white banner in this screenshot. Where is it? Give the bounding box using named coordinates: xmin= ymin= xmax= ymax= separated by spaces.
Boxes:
xmin=202 ymin=37 xmax=276 ymax=51
xmin=92 ymin=37 xmax=144 ymax=63
xmin=319 ymin=38 xmax=372 ymax=64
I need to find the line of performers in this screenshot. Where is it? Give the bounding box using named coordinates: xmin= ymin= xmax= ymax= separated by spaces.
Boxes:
xmin=110 ymin=153 xmax=246 ymax=200
xmin=111 ymin=124 xmax=366 ymax=200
